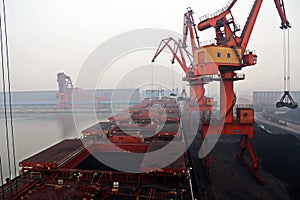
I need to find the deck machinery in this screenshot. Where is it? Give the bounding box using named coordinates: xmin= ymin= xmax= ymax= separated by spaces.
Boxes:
xmin=152 ymin=0 xmax=295 ymax=183
xmin=3 ymin=97 xmax=193 ymax=200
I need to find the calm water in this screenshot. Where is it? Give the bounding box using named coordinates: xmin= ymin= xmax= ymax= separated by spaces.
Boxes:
xmin=0 ymin=111 xmax=109 ymax=182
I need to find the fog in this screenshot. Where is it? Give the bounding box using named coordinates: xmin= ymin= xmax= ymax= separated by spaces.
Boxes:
xmin=3 ymin=0 xmax=300 ymax=94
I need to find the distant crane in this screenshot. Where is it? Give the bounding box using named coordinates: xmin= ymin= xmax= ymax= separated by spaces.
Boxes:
xmin=56 ymin=72 xmax=108 ymax=109
xmin=57 ymin=72 xmax=73 ymax=109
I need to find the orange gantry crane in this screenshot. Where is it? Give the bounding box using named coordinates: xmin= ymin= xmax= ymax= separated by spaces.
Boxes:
xmin=152 ymin=0 xmax=295 ymax=183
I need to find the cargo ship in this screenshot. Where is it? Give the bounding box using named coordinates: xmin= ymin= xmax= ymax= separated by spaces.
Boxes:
xmin=1 ymin=97 xmax=194 ymax=200
xmin=1 ymin=96 xmax=297 ymax=200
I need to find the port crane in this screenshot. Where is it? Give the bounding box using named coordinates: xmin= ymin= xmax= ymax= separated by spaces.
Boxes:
xmin=56 ymin=72 xmax=108 ymax=109
xmin=152 ymin=8 xmax=214 ymax=116
xmin=57 ymin=72 xmax=73 ymax=109
xmin=152 ymin=0 xmax=295 ymax=183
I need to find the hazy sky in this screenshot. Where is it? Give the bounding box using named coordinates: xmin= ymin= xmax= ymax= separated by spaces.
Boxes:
xmin=3 ymin=0 xmax=300 ymax=94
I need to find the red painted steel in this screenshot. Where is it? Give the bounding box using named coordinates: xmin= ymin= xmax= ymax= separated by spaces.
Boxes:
xmin=15 ymin=98 xmax=190 ymax=199
xmin=197 ymin=0 xmax=291 ymax=183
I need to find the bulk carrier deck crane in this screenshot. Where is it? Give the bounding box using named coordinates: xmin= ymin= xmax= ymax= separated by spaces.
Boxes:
xmin=153 ymin=0 xmax=296 ymax=183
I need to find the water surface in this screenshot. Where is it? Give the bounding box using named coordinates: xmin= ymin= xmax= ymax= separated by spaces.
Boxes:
xmin=0 ymin=111 xmax=109 ymax=182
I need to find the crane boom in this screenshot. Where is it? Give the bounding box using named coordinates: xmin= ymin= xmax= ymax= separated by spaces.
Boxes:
xmin=183 ymin=8 xmax=200 ymax=52
xmin=198 ymin=0 xmax=291 ymax=54
xmin=152 ymin=38 xmax=191 ymax=74
xmin=274 ymin=0 xmax=290 ymax=29
xmin=241 ymin=0 xmax=290 ymax=50
xmin=240 ymin=0 xmax=263 ymax=50
xmin=198 ymin=0 xmax=237 ymax=32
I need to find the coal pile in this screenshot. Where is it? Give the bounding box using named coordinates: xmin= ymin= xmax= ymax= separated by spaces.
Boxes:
xmin=277 ymin=108 xmax=300 ymax=123
xmin=188 ymin=132 xmax=291 ymax=199
xmin=253 ymin=123 xmax=300 ymax=200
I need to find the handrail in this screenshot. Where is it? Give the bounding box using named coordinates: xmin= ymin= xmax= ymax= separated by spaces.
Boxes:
xmin=199 ymin=0 xmax=235 ymax=22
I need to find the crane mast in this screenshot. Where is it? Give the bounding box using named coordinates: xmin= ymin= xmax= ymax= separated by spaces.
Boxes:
xmin=182 ymin=8 xmax=200 ymax=52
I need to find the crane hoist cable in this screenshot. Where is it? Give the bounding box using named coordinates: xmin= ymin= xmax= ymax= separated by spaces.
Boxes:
xmin=283 ymin=29 xmax=289 ymax=92
xmin=0 ymin=156 xmax=4 ymax=199
xmin=276 ymin=29 xmax=298 ymax=109
xmin=169 ymin=63 xmax=178 ymax=97
xmin=151 ymin=62 xmax=154 ymax=92
xmin=286 ymin=29 xmax=291 ymax=91
xmin=171 ymin=64 xmax=174 ymax=91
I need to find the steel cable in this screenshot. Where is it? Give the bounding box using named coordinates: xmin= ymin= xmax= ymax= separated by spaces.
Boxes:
xmin=287 ymin=29 xmax=291 ymax=92
xmin=0 ymin=13 xmax=13 ymax=197
xmin=0 ymin=0 xmax=16 ymax=197
xmin=2 ymin=0 xmax=18 ymax=196
xmin=0 ymin=156 xmax=4 ymax=199
xmin=283 ymin=30 xmax=287 ymax=92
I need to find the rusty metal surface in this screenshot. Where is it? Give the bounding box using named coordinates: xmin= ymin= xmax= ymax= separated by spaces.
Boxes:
xmin=82 ymin=121 xmax=115 ymax=134
xmin=13 ymin=169 xmax=190 ymax=200
xmin=14 ymin=98 xmax=192 ymax=199
xmin=19 ymin=139 xmax=84 ymax=168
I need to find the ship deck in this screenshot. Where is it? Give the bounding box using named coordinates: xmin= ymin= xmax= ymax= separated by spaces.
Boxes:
xmin=19 ymin=139 xmax=86 ymax=169
xmin=6 ymin=97 xmax=192 ymax=200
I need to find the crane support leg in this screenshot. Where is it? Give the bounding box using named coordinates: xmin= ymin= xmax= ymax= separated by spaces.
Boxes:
xmin=237 ymin=136 xmax=264 ymax=184
xmin=220 ymin=71 xmax=235 ymax=123
xmin=199 ymin=131 xmax=211 ymax=182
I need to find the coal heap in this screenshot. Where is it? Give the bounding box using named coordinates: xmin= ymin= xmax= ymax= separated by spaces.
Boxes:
xmin=253 ymin=123 xmax=300 ymax=200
